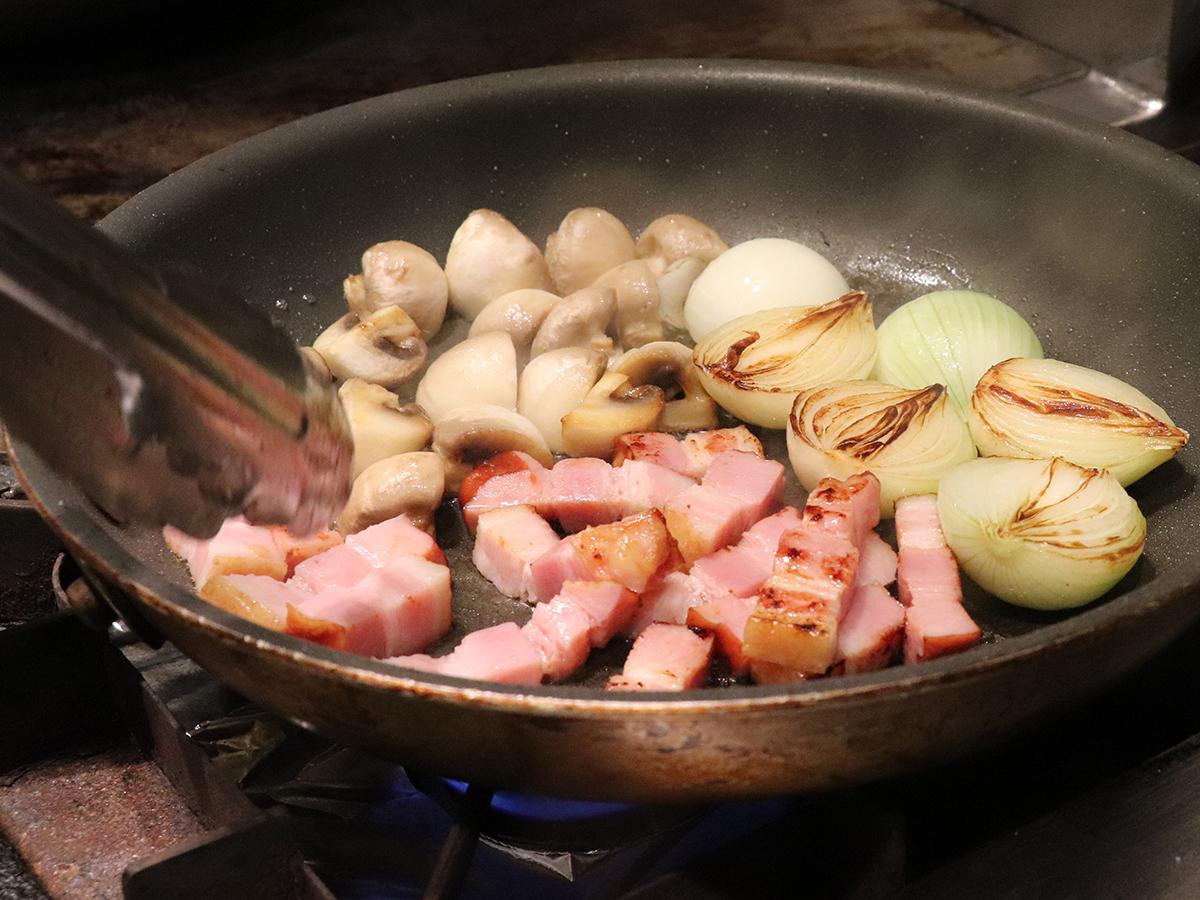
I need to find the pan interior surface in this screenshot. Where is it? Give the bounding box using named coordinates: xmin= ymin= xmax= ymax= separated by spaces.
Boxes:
xmin=17 ymin=61 xmax=1200 ymax=709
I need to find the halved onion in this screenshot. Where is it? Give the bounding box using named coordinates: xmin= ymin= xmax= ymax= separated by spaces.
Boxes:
xmin=691 ymin=292 xmax=877 ymax=428
xmin=787 ymin=380 xmax=976 ymax=516
xmin=937 ymin=457 xmax=1145 ymax=610
xmin=970 ymin=358 xmax=1188 ymax=485
xmin=873 ymin=290 xmax=1042 ymax=415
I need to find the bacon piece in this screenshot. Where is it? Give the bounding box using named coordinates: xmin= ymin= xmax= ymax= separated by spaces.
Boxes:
xmin=613 ymin=460 xmax=697 ymax=515
xmin=268 ymin=527 xmax=343 ymax=575
xmin=855 ymin=532 xmax=898 ymax=589
xmin=525 ymin=511 xmax=681 ymax=604
xmin=522 ymin=598 xmax=593 ymax=681
xmin=687 ymin=595 xmax=756 ymax=676
xmin=543 ymin=457 xmax=621 ymax=532
xmin=613 ymin=427 xmax=764 ymax=478
xmin=692 ymin=506 xmax=806 ymax=599
xmin=290 ymin=543 xmax=375 ymax=592
xmin=701 ymin=451 xmax=786 ymax=528
xmin=389 ymin=623 xmax=544 ymax=685
xmin=802 ymin=472 xmax=881 ymax=547
xmin=472 ymin=506 xmax=561 ymax=600
xmin=461 ymin=451 xmax=548 ymax=529
xmin=894 ymin=495 xmax=981 ymax=663
xmin=607 ymin=624 xmax=714 ymax=691
xmin=164 ymin=518 xmax=288 ymax=590
xmin=557 ymin=580 xmax=639 ymax=647
xmin=199 ymin=574 xmax=307 ymax=630
xmin=626 ymin=570 xmax=697 ymax=634
xmin=834 ymin=584 xmax=905 ymax=674
xmin=347 ymin=515 xmax=445 ymax=566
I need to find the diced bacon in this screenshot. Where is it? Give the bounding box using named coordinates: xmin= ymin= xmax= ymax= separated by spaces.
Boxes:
xmin=459 ymin=451 xmax=548 ymax=508
xmin=894 ymin=495 xmax=980 ymax=663
xmin=748 ymin=659 xmax=806 ymax=685
xmin=802 ymin=473 xmax=882 ymax=548
xmin=613 ymin=460 xmax=697 ymax=514
xmin=461 ymin=451 xmax=548 ymax=530
xmin=627 ymin=571 xmax=698 ymax=635
xmin=472 ymin=506 xmax=561 ymax=600
xmin=743 ymin=526 xmax=860 ymax=679
xmin=835 ymin=584 xmax=905 ymax=674
xmin=526 ymin=511 xmax=681 ymax=604
xmin=199 ymin=574 xmax=307 ymax=630
xmin=347 ymin=515 xmax=445 ymax=566
xmin=613 ymin=427 xmax=764 ymax=479
xmin=855 ymin=532 xmax=898 ymax=590
xmin=691 ymin=507 xmax=806 ymax=599
xmin=556 ymin=581 xmax=639 ymax=647
xmin=702 ymin=451 xmax=785 ymax=525
xmin=687 ymin=595 xmax=756 ymax=676
xmin=389 ymin=623 xmax=544 ymax=685
xmin=543 ymin=457 xmax=621 ymax=532
xmin=664 ymin=485 xmax=751 ymax=563
xmin=268 ymin=527 xmax=343 ymax=575
xmin=522 ymin=598 xmax=592 ymax=681
xmin=607 ymin=624 xmax=714 ymax=691
xmin=164 ymin=518 xmax=288 ymax=590
xmin=290 ymin=543 xmax=375 ymax=592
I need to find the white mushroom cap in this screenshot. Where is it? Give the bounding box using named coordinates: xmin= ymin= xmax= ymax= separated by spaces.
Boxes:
xmin=312 ymin=306 xmax=428 ymax=389
xmin=518 ymin=347 xmax=608 ymax=453
xmin=591 ymin=259 xmax=663 ymax=349
xmin=335 ymin=451 xmax=445 ymax=535
xmin=343 ymin=241 xmax=449 ymax=338
xmin=415 ymin=330 xmax=517 ymax=423
xmin=444 ymin=209 xmax=553 ymax=320
xmin=530 ymin=286 xmax=616 ymax=358
xmin=544 ymin=207 xmax=636 ymax=295
xmin=338 ymin=378 xmax=433 ymax=479
xmin=611 ymin=341 xmax=717 ymax=433
xmin=468 ymin=288 xmax=560 ymax=359
xmin=431 ymin=404 xmax=554 ymax=492
xmin=560 ymin=371 xmax=665 ymax=460
xmin=635 ymin=213 xmax=728 ymax=276
xmin=300 ymin=346 xmax=335 ymax=385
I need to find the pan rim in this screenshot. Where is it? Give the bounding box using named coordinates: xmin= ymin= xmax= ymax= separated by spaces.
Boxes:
xmin=18 ymin=58 xmax=1200 ymax=713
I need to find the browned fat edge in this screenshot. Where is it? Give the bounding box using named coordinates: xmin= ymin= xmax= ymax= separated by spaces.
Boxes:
xmin=832 ymin=384 xmax=945 ymax=459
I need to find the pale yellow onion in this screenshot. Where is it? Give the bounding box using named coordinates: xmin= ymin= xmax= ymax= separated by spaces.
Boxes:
xmin=937 ymin=457 xmax=1145 ymax=610
xmin=691 ymin=292 xmax=877 ymax=428
xmin=787 ymin=380 xmax=976 ymax=516
xmin=970 ymin=358 xmax=1188 ymax=485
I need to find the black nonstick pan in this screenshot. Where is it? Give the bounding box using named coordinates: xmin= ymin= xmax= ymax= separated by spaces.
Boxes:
xmin=12 ymin=60 xmax=1200 ymax=801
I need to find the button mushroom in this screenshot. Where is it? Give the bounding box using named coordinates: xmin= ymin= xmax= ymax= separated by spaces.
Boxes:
xmin=342 ymin=240 xmax=449 ymax=338
xmin=518 ymin=347 xmax=608 ymax=453
xmin=529 ymin=286 xmax=616 ymax=358
xmin=611 ymin=341 xmax=717 ymax=433
xmin=338 ymin=378 xmax=433 ymax=479
xmin=635 ymin=213 xmax=728 ymax=276
xmin=335 ymin=451 xmax=445 ymax=535
xmin=544 ymin=207 xmax=636 ymax=295
xmin=300 ymin=346 xmax=334 ymax=385
xmin=415 ymin=330 xmax=518 ymax=423
xmin=468 ymin=288 xmax=560 ymax=361
xmin=560 ymin=371 xmax=666 ymax=460
xmin=312 ymin=306 xmax=428 ymax=389
xmin=431 ymin=404 xmax=554 ymax=492
xmin=444 ymin=209 xmax=553 ymax=320
xmin=591 ymin=259 xmax=664 ymax=349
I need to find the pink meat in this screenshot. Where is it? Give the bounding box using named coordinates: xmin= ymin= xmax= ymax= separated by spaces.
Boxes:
xmin=290 ymin=543 xmax=375 ymax=592
xmin=613 ymin=427 xmax=764 ymax=479
xmin=894 ymin=494 xmax=981 ymax=663
xmin=613 ymin=460 xmax=696 ymax=514
xmin=524 ymin=540 xmax=591 ymax=605
xmin=687 ymin=595 xmax=756 ymax=676
xmin=198 ymin=573 xmax=308 ymax=630
xmin=664 ymin=485 xmax=754 ymax=563
xmin=472 ymin=506 xmax=561 ymax=600
xmin=607 ymin=624 xmax=714 ymax=691
xmin=390 ymin=623 xmax=544 ymax=685
xmin=164 ymin=518 xmax=288 ymax=589
xmin=543 ymin=457 xmax=622 ymax=531
xmin=835 ymin=584 xmax=906 ymax=674
xmin=462 ymin=462 xmax=548 ymax=530
xmin=855 ymin=532 xmax=898 ymax=589
xmin=701 ymin=451 xmax=786 ymax=526
xmin=692 ymin=507 xmax=806 ymax=599
xmin=802 ymin=472 xmax=882 ymax=548
xmin=522 ymin=598 xmax=592 ymax=681
xmin=346 ymin=515 xmax=445 ymax=566
xmin=556 ymin=581 xmax=639 ymax=647
xmin=268 ymin=527 xmax=343 ymax=574
xmin=626 ymin=571 xmax=698 ymax=635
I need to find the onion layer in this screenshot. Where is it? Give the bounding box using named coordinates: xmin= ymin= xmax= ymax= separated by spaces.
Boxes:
xmin=970 ymin=358 xmax=1188 ymax=486
xmin=692 ymin=292 xmax=877 ymax=428
xmin=788 ymin=380 xmax=976 ymax=516
xmin=937 ymin=457 xmax=1145 ymax=610
xmin=873 ymin=290 xmax=1042 ymax=415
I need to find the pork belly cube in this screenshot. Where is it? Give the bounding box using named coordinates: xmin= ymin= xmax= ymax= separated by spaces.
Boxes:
xmin=290 ymin=543 xmax=375 ymax=593
xmin=439 ymin=622 xmax=545 ymax=685
xmin=199 ymin=574 xmax=307 ymax=630
xmin=736 ymin=506 xmax=806 ymax=558
xmin=557 ymin=581 xmax=639 ymax=647
xmin=347 ymin=514 xmax=445 ymax=566
xmin=681 ymin=426 xmax=764 ymax=465
xmin=523 ymin=598 xmax=592 ymax=681
xmin=268 ymin=527 xmax=343 ymax=575
xmin=700 ymin=451 xmax=785 ymax=524
xmin=473 ymin=506 xmax=561 ymax=600
xmin=613 ymin=431 xmax=694 ymax=476
xmin=836 ymin=584 xmax=905 ymax=674
xmin=743 ymin=528 xmax=860 ymax=678
xmin=690 ymin=506 xmax=809 ymax=599
xmin=545 ymin=457 xmax=621 ymax=532
xmin=626 ymin=571 xmax=699 ymax=636
xmin=687 ymin=594 xmax=756 ymax=676
xmin=856 ymin=532 xmax=898 ymax=590
xmin=803 ymin=472 xmax=882 ymax=548
xmin=905 ymin=601 xmax=982 ymax=664
xmin=165 ymin=518 xmax=288 ymax=590
xmin=607 ymin=624 xmax=714 ymax=691
xmin=525 ymin=540 xmax=592 ymax=606
xmin=460 ymin=451 xmax=548 ymax=530
xmin=613 ymin=460 xmax=695 ymax=515
xmin=664 ymin=485 xmax=753 ymax=563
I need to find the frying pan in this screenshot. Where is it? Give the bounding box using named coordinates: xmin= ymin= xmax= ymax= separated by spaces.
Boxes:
xmin=11 ymin=61 xmax=1200 ymax=801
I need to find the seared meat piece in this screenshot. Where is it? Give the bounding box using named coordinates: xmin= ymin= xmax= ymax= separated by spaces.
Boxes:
xmin=389 ymin=622 xmax=544 ymax=685
xmin=473 ymin=506 xmax=560 ymax=600
xmin=613 ymin=426 xmax=763 ymax=478
xmin=607 ymin=624 xmax=714 ymax=691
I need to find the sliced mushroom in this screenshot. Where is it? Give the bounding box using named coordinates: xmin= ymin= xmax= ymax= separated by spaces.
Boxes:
xmin=656 ymin=256 xmax=707 ymax=329
xmin=338 ymin=378 xmax=433 ymax=479
xmin=635 ymin=213 xmax=728 ymax=276
xmin=415 ymin=330 xmax=517 ymax=423
xmin=335 ymin=451 xmax=444 ymax=535
xmin=544 ymin=207 xmax=637 ymax=295
xmin=444 ymin=209 xmax=553 ymax=320
xmin=313 ymin=306 xmax=427 ymax=389
xmin=560 ymin=371 xmax=665 ymax=459
xmin=518 ymin=347 xmax=608 ymax=453
xmin=591 ymin=259 xmax=664 ymax=349
xmin=611 ymin=341 xmax=717 ymax=433
xmin=343 ymin=240 xmax=449 ymax=337
xmin=432 ymin=405 xmax=554 ymax=492
xmin=530 ymin=286 xmax=616 ymax=358
xmin=300 ymin=346 xmax=335 ymax=385
xmin=468 ymin=288 xmax=560 ymax=360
